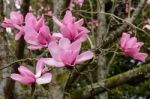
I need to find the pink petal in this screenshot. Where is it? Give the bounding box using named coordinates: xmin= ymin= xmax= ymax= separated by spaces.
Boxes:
xmin=133 ymin=52 xmax=148 ymax=62
xmin=120 ymin=33 xmax=130 ymax=48
xmin=24 ymin=26 xmax=38 ymax=45
xmin=59 ymin=38 xmax=71 ymax=49
xmin=61 ymin=26 xmax=73 ymax=40
xmin=25 ymin=13 xmax=37 ymax=28
xmin=10 ymin=11 xmax=23 ymax=25
xmin=28 ymin=45 xmax=44 ymax=50
xmin=18 ymin=66 xmax=35 ymax=77
xmin=11 ymin=74 xmax=35 ymax=85
xmin=62 ymin=10 xmax=74 ymax=24
xmin=48 ymin=42 xmax=62 ymax=61
xmin=52 ymin=33 xmax=63 ymax=40
xmin=15 ymin=31 xmax=23 ymax=40
xmin=75 ymin=32 xmax=88 ymax=42
xmin=35 ymin=59 xmax=44 ymax=78
xmin=75 ymin=19 xmax=84 ymax=26
xmin=36 ymin=15 xmax=45 ymax=31
xmin=36 ymin=73 xmax=52 ymax=84
xmin=43 ymin=58 xmax=65 ymax=67
xmin=76 ymin=51 xmax=94 ymax=63
xmin=38 ymin=25 xmax=52 ymax=44
xmin=126 ymin=37 xmax=137 ymax=49
xmin=68 ymin=39 xmax=81 ymax=52
xmin=61 ymin=50 xmax=79 ymax=66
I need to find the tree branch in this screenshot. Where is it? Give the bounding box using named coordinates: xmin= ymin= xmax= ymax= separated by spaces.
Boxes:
xmin=83 ymin=63 xmax=150 ymax=99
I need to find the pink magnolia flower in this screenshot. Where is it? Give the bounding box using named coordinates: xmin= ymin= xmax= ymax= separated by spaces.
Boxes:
xmin=143 ymin=19 xmax=150 ymax=30
xmin=17 ymin=12 xmax=46 ymax=40
xmin=120 ymin=33 xmax=148 ymax=62
xmin=1 ymin=11 xmax=24 ymax=40
xmin=42 ymin=38 xmax=94 ymax=68
xmin=53 ymin=10 xmax=89 ymax=42
xmin=23 ymin=25 xmax=54 ymax=50
xmin=11 ymin=59 xmax=52 ymax=85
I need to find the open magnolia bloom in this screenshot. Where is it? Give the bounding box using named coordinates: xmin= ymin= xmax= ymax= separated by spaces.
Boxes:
xmin=1 ymin=11 xmax=24 ymax=40
xmin=42 ymin=38 xmax=94 ymax=68
xmin=23 ymin=25 xmax=55 ymax=50
xmin=52 ymin=10 xmax=89 ymax=42
xmin=11 ymin=59 xmax=52 ymax=85
xmin=120 ymin=33 xmax=148 ymax=62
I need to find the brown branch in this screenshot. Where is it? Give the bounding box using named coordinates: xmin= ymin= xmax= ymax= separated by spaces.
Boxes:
xmin=82 ymin=63 xmax=150 ymax=99
xmin=4 ymin=0 xmax=30 ymax=99
xmin=101 ymin=0 xmax=146 ymax=48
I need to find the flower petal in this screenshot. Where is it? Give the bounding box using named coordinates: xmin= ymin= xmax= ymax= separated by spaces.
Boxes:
xmin=24 ymin=26 xmax=38 ymax=45
xmin=18 ymin=66 xmax=35 ymax=77
xmin=11 ymin=74 xmax=35 ymax=85
xmin=43 ymin=58 xmax=65 ymax=67
xmin=76 ymin=51 xmax=94 ymax=63
xmin=133 ymin=52 xmax=148 ymax=62
xmin=35 ymin=59 xmax=44 ymax=78
xmin=120 ymin=33 xmax=130 ymax=48
xmin=59 ymin=38 xmax=71 ymax=49
xmin=48 ymin=42 xmax=62 ymax=61
xmin=36 ymin=15 xmax=45 ymax=31
xmin=28 ymin=45 xmax=44 ymax=50
xmin=36 ymin=73 xmax=52 ymax=85
xmin=25 ymin=13 xmax=37 ymax=27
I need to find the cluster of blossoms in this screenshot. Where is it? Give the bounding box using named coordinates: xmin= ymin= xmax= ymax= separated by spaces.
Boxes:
xmin=2 ymin=0 xmax=150 ymax=87
xmin=1 ymin=0 xmax=94 ymax=86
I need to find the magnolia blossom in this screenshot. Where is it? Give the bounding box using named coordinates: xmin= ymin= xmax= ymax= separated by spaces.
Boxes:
xmin=120 ymin=33 xmax=148 ymax=62
xmin=43 ymin=38 xmax=94 ymax=68
xmin=1 ymin=12 xmax=47 ymax=41
xmin=143 ymin=19 xmax=150 ymax=30
xmin=11 ymin=59 xmax=52 ymax=85
xmin=23 ymin=12 xmax=55 ymax=50
xmin=53 ymin=10 xmax=89 ymax=42
xmin=1 ymin=11 xmax=24 ymax=40
xmin=24 ymin=25 xmax=54 ymax=50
